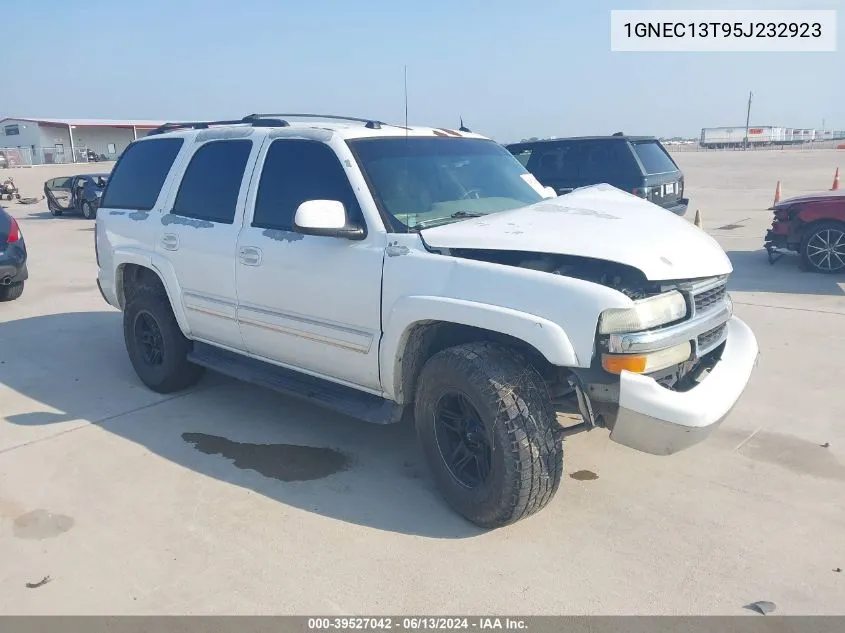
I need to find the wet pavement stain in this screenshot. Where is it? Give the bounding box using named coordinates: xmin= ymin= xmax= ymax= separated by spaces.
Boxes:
xmin=737 ymin=431 xmax=845 ymax=481
xmin=13 ymin=510 xmax=75 ymax=540
xmin=182 ymin=432 xmax=349 ymax=482
xmin=569 ymin=470 xmax=599 ymax=481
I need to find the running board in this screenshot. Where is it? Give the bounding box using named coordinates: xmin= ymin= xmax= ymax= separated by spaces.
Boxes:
xmin=187 ymin=343 xmax=404 ymax=425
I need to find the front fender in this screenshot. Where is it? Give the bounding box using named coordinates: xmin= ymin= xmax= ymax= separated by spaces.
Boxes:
xmin=380 ymin=295 xmax=580 ymax=402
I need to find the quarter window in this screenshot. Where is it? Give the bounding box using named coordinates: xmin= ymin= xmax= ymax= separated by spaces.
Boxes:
xmin=101 ymin=138 xmax=184 ymax=210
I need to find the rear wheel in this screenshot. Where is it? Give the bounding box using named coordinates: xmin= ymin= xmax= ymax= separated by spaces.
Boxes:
xmin=0 ymin=281 xmax=24 ymax=302
xmin=801 ymin=221 xmax=845 ymax=273
xmin=81 ymin=200 xmax=96 ymax=220
xmin=123 ymin=284 xmax=204 ymax=393
xmin=414 ymin=342 xmax=563 ymax=529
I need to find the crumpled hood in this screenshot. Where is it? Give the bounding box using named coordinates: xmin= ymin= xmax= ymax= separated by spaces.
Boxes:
xmin=772 ymin=189 xmax=845 ymax=210
xmin=420 ymin=184 xmax=732 ymax=281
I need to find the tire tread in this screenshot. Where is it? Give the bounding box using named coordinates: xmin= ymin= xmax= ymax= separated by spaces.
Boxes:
xmin=415 ymin=341 xmax=563 ymax=528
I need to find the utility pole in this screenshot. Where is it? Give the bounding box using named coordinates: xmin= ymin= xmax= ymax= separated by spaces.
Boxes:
xmin=744 ymin=91 xmax=753 ymax=150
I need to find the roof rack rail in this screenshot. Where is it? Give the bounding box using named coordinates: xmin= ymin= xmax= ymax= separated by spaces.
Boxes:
xmin=147 ymin=116 xmax=291 ymax=136
xmin=243 ymin=113 xmax=385 ymax=130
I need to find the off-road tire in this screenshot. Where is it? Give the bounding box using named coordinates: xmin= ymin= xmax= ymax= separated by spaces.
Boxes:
xmin=414 ymin=342 xmax=563 ymax=529
xmin=0 ymin=281 xmax=24 ymax=302
xmin=81 ymin=201 xmax=96 ymax=220
xmin=123 ymin=284 xmax=204 ymax=393
xmin=801 ymin=221 xmax=845 ymax=274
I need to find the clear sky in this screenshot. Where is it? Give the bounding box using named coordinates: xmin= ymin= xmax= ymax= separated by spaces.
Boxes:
xmin=4 ymin=0 xmax=842 ymax=143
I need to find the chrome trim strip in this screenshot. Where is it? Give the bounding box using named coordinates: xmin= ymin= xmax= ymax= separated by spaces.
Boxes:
xmin=237 ymin=304 xmax=373 ymax=354
xmin=238 ymin=315 xmax=371 ymax=354
xmin=676 ymin=275 xmax=728 ymax=295
xmin=607 ymin=301 xmax=732 ymax=354
xmin=185 ymin=304 xmax=233 ymax=319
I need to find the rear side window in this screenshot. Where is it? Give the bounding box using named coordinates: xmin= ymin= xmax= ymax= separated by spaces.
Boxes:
xmin=101 ymin=138 xmax=183 ymax=210
xmin=252 ymin=139 xmax=361 ymax=231
xmin=631 ymin=141 xmax=678 ymax=174
xmin=526 ymin=143 xmax=581 ymax=181
xmin=579 ymin=140 xmax=636 ymax=181
xmin=172 ymin=140 xmax=253 ymax=224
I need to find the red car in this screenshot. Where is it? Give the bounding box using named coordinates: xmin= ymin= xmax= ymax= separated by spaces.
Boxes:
xmin=765 ymin=190 xmax=845 ymax=273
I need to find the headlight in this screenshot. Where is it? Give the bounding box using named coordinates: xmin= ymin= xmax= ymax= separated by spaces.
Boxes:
xmin=598 ymin=290 xmax=687 ymax=334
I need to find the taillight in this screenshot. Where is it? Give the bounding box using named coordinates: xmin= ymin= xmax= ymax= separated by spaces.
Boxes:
xmin=6 ymin=216 xmax=20 ymax=243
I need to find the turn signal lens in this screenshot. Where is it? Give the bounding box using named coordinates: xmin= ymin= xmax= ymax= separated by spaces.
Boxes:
xmin=602 ymin=342 xmax=692 ymax=375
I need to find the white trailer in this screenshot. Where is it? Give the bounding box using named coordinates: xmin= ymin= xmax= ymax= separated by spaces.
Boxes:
xmin=700 ymin=126 xmax=786 ymax=149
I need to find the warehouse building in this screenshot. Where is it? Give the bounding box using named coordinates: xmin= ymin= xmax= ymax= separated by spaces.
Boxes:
xmin=0 ymin=117 xmax=166 ymax=165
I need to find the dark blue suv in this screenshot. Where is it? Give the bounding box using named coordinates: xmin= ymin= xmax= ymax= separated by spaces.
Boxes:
xmin=505 ymin=135 xmax=689 ymax=216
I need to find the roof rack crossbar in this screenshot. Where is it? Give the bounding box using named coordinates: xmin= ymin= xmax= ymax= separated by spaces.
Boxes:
xmin=243 ymin=113 xmax=384 ymax=130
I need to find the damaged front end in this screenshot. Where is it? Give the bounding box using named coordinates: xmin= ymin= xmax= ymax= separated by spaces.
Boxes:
xmin=445 ymin=248 xmax=735 ymax=439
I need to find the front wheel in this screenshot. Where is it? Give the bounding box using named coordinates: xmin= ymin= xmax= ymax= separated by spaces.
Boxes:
xmin=801 ymin=221 xmax=845 ymax=273
xmin=414 ymin=342 xmax=563 ymax=529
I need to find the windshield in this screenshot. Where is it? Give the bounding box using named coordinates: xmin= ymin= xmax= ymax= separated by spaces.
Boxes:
xmin=631 ymin=141 xmax=678 ymax=175
xmin=348 ymin=137 xmax=544 ymax=231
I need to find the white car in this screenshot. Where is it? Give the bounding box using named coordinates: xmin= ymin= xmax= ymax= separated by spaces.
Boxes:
xmin=95 ymin=114 xmax=759 ymax=528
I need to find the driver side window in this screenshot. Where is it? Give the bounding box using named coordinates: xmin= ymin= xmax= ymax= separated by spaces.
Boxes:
xmin=252 ymin=139 xmax=363 ymax=232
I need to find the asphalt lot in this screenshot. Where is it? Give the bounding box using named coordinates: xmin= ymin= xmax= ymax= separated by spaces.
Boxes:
xmin=1 ymin=151 xmax=844 ymax=615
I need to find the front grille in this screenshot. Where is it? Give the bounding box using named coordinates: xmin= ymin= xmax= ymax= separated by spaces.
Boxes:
xmin=697 ymin=323 xmax=727 ymax=352
xmin=693 ymin=283 xmax=727 ymax=313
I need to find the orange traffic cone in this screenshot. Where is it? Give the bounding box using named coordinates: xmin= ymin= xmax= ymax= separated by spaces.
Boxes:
xmin=832 ymin=167 xmax=840 ymax=191
xmin=773 ymin=180 xmax=782 ymax=204
xmin=693 ymin=209 xmax=703 ymax=228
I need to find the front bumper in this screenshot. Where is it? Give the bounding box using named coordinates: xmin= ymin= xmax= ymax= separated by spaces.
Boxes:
xmin=607 ymin=316 xmax=758 ymax=455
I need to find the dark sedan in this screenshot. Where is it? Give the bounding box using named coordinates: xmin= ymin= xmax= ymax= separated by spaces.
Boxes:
xmin=45 ymin=173 xmax=109 ymax=219
xmin=0 ymin=206 xmax=27 ymax=301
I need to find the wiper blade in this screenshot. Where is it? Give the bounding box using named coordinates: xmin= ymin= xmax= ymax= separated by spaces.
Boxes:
xmin=409 ymin=211 xmax=485 ymax=231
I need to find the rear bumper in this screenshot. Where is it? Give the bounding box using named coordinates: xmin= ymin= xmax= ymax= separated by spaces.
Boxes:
xmin=664 ymin=198 xmax=689 ymax=216
xmin=0 ymin=254 xmax=27 ymax=283
xmin=607 ymin=316 xmax=758 ymax=455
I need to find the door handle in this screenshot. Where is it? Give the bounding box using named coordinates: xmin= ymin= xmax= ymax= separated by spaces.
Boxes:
xmin=238 ymin=246 xmax=262 ymax=266
xmin=161 ymin=233 xmax=179 ymax=251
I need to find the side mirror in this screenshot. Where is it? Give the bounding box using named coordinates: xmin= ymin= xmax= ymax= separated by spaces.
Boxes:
xmin=293 ymin=200 xmax=365 ymax=240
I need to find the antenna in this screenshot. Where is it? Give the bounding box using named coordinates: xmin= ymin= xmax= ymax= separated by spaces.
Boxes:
xmin=403 ymin=65 xmax=410 ymax=234
xmin=403 ymin=65 xmax=408 ymax=129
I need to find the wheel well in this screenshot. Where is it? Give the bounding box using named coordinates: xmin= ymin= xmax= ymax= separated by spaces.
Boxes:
xmin=118 ymin=263 xmax=167 ymax=309
xmin=396 ymin=321 xmax=563 ymax=405
xmin=796 ymin=218 xmax=845 ymax=242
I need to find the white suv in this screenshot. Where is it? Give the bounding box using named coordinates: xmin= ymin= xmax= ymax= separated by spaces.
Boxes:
xmin=95 ymin=114 xmax=759 ymax=528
